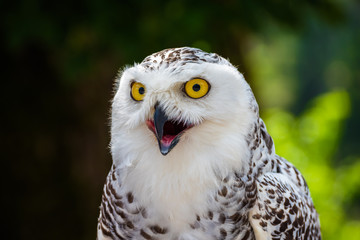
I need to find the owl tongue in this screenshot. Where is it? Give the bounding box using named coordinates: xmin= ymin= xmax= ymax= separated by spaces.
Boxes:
xmin=161 ymin=133 xmax=177 ymax=147
xmin=161 ymin=120 xmax=188 ymax=146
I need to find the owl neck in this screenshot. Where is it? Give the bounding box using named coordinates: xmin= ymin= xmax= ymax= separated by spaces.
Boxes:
xmin=245 ymin=117 xmax=276 ymax=178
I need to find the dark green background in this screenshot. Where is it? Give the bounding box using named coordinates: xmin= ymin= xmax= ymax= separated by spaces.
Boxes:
xmin=2 ymin=0 xmax=359 ymax=239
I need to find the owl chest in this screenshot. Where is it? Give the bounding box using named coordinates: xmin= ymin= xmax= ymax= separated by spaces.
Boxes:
xmin=103 ymin=164 xmax=258 ymax=239
xmin=116 ymin=176 xmax=255 ymax=240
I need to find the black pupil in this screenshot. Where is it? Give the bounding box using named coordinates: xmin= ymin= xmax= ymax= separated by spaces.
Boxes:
xmin=192 ymin=84 xmax=201 ymax=92
xmin=138 ymin=87 xmax=145 ymax=95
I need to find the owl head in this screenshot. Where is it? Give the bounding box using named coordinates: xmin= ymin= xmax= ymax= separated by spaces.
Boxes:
xmin=111 ymin=47 xmax=258 ymax=170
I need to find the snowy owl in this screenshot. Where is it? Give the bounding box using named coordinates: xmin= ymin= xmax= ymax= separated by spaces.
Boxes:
xmin=97 ymin=47 xmax=321 ymax=240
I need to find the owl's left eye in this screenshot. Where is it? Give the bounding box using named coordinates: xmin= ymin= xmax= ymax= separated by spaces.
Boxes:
xmin=184 ymin=78 xmax=210 ymax=99
xmin=131 ymin=82 xmax=146 ymax=101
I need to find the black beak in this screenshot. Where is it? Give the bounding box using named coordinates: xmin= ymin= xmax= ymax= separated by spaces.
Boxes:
xmin=153 ymin=105 xmax=168 ymax=146
xmin=153 ymin=105 xmax=179 ymax=155
xmin=152 ymin=105 xmax=189 ymax=156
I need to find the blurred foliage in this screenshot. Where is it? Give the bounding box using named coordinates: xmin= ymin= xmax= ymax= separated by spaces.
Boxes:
xmin=1 ymin=0 xmax=359 ymax=239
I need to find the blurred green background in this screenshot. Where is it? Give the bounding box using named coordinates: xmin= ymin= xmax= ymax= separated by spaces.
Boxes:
xmin=2 ymin=0 xmax=359 ymax=239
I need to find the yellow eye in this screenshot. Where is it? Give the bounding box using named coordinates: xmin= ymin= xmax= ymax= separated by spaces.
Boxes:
xmin=131 ymin=82 xmax=146 ymax=101
xmin=184 ymin=78 xmax=210 ymax=99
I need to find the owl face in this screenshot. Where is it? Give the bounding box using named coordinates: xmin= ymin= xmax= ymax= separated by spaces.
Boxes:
xmin=111 ymin=48 xmax=257 ymax=158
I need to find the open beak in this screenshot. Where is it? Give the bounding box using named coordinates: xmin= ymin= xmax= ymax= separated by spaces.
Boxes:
xmin=146 ymin=105 xmax=192 ymax=155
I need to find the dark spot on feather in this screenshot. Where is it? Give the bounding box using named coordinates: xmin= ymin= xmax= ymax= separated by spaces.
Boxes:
xmin=127 ymin=192 xmax=134 ymax=203
xmin=208 ymin=211 xmax=213 ymax=220
xmin=140 ymin=229 xmax=153 ymax=240
xmin=126 ymin=221 xmax=134 ymax=229
xmin=284 ymin=198 xmax=290 ymax=208
xmin=219 ymin=186 xmax=228 ymax=197
xmin=219 ymin=213 xmax=226 ymax=224
xmin=272 ymin=217 xmax=281 ymax=225
xmin=280 ymin=221 xmax=288 ymax=232
xmin=220 ymin=228 xmax=227 ymax=238
xmin=230 ymin=212 xmax=242 ymax=223
xmin=150 ymin=225 xmax=167 ymax=234
xmin=260 ymin=221 xmax=267 ymax=227
xmin=276 ymin=209 xmax=284 ymax=219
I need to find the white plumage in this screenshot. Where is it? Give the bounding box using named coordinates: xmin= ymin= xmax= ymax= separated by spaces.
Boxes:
xmin=97 ymin=47 xmax=321 ymax=240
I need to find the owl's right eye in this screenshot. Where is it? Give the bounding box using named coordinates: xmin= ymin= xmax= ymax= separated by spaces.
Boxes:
xmin=130 ymin=82 xmax=146 ymax=101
